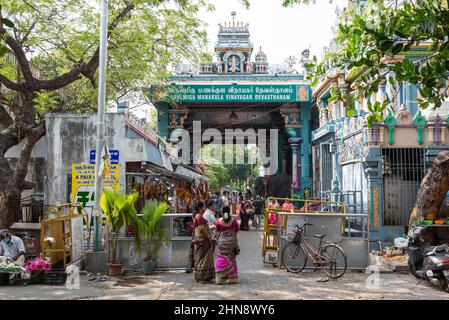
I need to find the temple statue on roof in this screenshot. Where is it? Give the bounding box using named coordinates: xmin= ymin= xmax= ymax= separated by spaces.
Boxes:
xmin=198 ymin=12 xmax=269 ymax=75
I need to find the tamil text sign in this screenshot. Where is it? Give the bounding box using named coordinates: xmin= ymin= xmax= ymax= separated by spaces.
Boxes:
xmin=166 ymin=84 xmax=310 ymax=103
xmin=71 ymin=163 xmax=120 ymax=213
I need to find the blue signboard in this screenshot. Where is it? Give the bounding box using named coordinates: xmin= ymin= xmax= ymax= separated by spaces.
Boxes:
xmin=90 ymin=149 xmax=119 ymax=164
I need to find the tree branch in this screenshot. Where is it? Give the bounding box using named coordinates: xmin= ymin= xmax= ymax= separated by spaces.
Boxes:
xmin=13 ymin=122 xmax=45 ymax=190
xmin=0 ymin=11 xmax=36 ymax=85
xmin=35 ymin=3 xmax=136 ymax=91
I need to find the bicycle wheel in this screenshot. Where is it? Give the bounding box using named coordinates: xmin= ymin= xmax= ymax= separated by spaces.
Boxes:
xmin=282 ymin=242 xmax=307 ymax=273
xmin=321 ymin=244 xmax=347 ymax=279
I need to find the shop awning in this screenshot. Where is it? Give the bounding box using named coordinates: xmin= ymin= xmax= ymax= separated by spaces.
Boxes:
xmin=174 ymin=164 xmax=206 ymax=184
xmin=159 ymin=147 xmax=173 ymax=172
xmin=146 ymin=140 xmax=164 ymax=168
xmin=144 ymin=162 xmax=194 ymax=183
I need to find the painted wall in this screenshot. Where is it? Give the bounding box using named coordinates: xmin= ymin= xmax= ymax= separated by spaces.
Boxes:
xmin=44 ymin=113 xmax=157 ymax=205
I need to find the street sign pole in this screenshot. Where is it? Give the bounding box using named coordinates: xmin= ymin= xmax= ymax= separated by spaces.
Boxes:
xmin=93 ymin=0 xmax=108 ymax=252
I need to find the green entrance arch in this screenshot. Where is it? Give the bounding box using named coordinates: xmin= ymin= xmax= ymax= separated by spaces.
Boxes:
xmin=150 ymin=17 xmax=313 ymax=197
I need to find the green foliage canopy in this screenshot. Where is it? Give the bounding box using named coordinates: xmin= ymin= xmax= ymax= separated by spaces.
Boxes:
xmin=298 ymin=0 xmax=449 ymax=125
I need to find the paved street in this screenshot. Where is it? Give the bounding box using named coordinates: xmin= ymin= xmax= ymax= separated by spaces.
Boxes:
xmin=0 ymin=229 xmax=449 ymax=300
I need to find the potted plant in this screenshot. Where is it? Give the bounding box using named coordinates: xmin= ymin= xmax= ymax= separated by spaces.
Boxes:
xmin=137 ymin=200 xmax=170 ymax=274
xmin=25 ymin=257 xmax=52 ymax=284
xmin=100 ymin=189 xmax=140 ymax=277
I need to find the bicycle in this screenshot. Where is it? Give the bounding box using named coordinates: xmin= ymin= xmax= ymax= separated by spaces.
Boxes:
xmin=281 ymin=222 xmax=347 ymax=279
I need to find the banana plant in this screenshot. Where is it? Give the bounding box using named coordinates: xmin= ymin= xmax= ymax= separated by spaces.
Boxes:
xmin=100 ymin=189 xmax=140 ymax=263
xmin=137 ymin=201 xmax=170 ymax=262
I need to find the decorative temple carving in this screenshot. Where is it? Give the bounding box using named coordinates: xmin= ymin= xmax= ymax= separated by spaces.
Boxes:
xmin=396 ymin=103 xmax=413 ymax=125
xmin=384 ymin=111 xmax=397 ymax=145
xmin=427 ymin=113 xmax=444 ymax=145
xmin=412 ymin=110 xmax=427 ymax=145
xmin=168 ymin=110 xmax=189 ymax=129
xmin=281 ymin=110 xmax=301 ymax=128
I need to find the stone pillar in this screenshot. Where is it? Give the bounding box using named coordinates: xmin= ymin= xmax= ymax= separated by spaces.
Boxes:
xmin=281 ymin=146 xmax=289 ymax=175
xmin=289 ymin=138 xmax=301 ymax=189
xmin=330 ymin=140 xmax=340 ymax=191
xmin=364 ymin=149 xmax=383 ymax=242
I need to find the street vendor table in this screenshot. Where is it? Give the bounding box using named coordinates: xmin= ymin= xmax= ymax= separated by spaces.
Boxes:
xmin=0 ymin=273 xmax=9 ymax=286
xmin=0 ymin=264 xmax=24 ymax=286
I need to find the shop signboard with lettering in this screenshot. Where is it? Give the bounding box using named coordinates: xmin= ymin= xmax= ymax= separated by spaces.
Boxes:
xmin=70 ymin=163 xmax=120 ymax=214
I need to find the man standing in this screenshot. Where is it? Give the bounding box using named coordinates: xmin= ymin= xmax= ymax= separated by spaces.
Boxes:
xmin=231 ymin=192 xmax=238 ymax=216
xmin=214 ymin=191 xmax=223 ymax=218
xmin=0 ymin=229 xmax=25 ymax=266
xmin=203 ymin=200 xmax=217 ymax=229
xmin=222 ymin=191 xmax=230 ymax=208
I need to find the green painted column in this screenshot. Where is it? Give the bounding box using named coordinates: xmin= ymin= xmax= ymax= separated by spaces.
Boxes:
xmin=300 ymin=104 xmax=312 ymax=197
xmin=156 ymin=102 xmax=169 ymax=138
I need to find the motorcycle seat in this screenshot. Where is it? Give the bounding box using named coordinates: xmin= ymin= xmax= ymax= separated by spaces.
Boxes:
xmin=425 ymin=245 xmax=449 ymax=257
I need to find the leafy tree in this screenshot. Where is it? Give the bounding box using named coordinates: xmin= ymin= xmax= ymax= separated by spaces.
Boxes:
xmin=0 ymin=0 xmax=211 ymax=228
xmin=295 ymin=0 xmax=449 ymax=124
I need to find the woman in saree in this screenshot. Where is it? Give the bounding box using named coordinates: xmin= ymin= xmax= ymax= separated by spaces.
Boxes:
xmin=215 ymin=205 xmax=239 ymax=284
xmin=193 ymin=210 xmax=215 ymax=283
xmin=188 ymin=201 xmax=204 ymax=273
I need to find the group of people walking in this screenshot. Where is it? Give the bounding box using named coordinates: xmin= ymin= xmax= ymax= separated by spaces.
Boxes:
xmin=189 ymin=190 xmax=265 ymax=285
xmin=212 ymin=191 xmax=264 ymax=231
xmin=190 ymin=202 xmax=239 ymax=284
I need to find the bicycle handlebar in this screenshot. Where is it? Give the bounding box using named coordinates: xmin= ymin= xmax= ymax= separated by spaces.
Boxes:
xmin=294 ymin=222 xmax=313 ymax=228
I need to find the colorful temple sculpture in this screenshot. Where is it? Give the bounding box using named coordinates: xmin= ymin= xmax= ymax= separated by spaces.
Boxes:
xmin=311 ymin=45 xmax=449 ymax=242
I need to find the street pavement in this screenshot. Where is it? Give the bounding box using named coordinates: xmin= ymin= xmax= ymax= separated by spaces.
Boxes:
xmin=0 ymin=228 xmax=448 ymax=300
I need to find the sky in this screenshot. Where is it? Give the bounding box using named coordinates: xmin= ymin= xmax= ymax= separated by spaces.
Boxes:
xmin=198 ymin=0 xmax=348 ymax=65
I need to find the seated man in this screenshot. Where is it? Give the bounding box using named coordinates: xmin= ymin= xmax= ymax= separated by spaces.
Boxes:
xmin=0 ymin=229 xmax=25 ymax=266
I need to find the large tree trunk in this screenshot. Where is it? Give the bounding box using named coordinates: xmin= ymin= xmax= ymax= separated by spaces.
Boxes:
xmin=0 ymin=121 xmax=45 ymax=229
xmin=0 ymin=183 xmax=21 ymax=229
xmin=409 ymin=151 xmax=449 ymax=227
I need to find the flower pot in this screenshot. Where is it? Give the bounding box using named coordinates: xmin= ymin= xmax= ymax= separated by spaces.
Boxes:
xmin=142 ymin=260 xmax=157 ymax=274
xmin=107 ymin=263 xmax=122 ymax=277
xmin=28 ymin=270 xmax=44 ymax=284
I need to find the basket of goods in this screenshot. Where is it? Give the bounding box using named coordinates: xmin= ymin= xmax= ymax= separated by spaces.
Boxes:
xmin=144 ymin=180 xmax=152 ymax=199
xmin=0 ymin=262 xmax=25 ymax=275
xmin=157 ymin=181 xmax=168 ymax=201
xmin=150 ymin=181 xmax=158 ymax=199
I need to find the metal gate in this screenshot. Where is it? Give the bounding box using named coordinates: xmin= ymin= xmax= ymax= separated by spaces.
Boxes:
xmin=382 ymin=148 xmax=425 ymax=226
xmin=319 ymin=143 xmax=333 ymax=192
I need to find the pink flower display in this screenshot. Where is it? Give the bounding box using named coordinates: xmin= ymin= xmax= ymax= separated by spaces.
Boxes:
xmin=25 ymin=258 xmax=52 ymax=272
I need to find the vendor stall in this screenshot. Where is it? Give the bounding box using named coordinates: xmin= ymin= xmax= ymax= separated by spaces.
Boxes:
xmin=119 ymin=162 xmax=209 ymax=270
xmin=125 ymin=161 xmax=209 ymax=214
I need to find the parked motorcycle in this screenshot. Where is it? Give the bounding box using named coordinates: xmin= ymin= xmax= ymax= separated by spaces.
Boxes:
xmin=407 ymin=225 xmax=449 ymax=293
